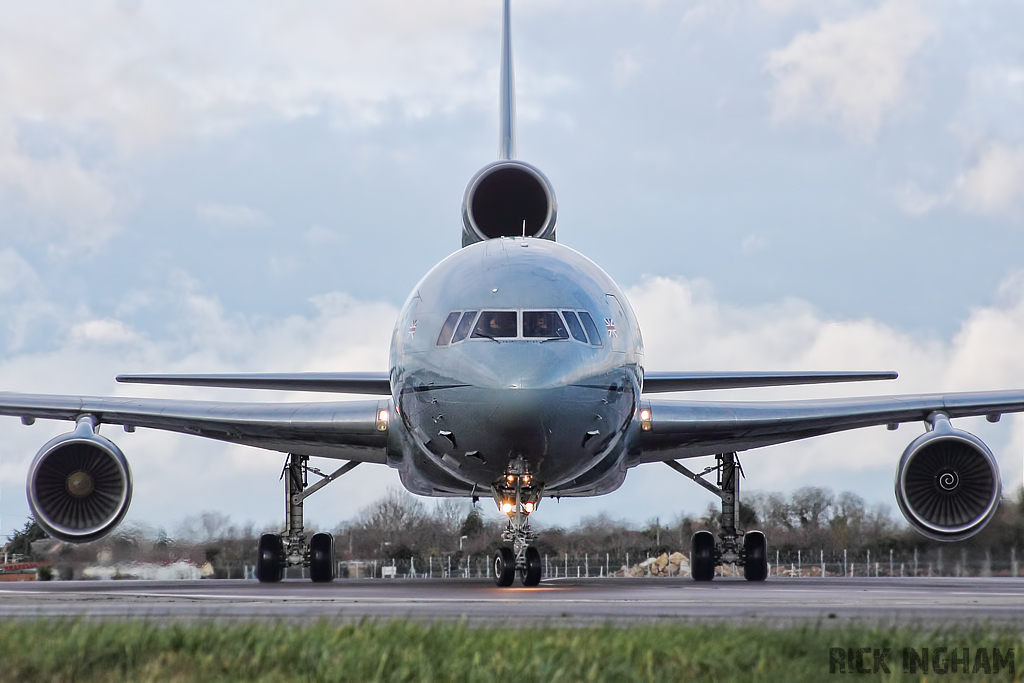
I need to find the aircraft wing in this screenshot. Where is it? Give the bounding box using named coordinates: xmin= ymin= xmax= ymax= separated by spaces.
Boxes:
xmin=0 ymin=392 xmax=390 ymax=462
xmin=115 ymin=372 xmax=391 ymax=395
xmin=637 ymin=389 xmax=1024 ymax=463
xmin=642 ymin=370 xmax=897 ymax=393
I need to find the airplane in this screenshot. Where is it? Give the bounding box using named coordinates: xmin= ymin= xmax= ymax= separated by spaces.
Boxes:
xmin=3 ymin=0 xmax=1023 ymax=587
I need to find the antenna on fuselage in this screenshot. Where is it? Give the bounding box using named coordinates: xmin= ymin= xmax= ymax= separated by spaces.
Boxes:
xmin=498 ymin=0 xmax=517 ymax=160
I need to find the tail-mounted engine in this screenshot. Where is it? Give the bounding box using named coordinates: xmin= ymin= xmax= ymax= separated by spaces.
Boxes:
xmin=895 ymin=413 xmax=1001 ymax=541
xmin=462 ymin=160 xmax=557 ymax=246
xmin=26 ymin=416 xmax=133 ymax=544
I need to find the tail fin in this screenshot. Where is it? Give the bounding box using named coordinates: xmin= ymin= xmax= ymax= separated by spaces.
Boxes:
xmin=498 ymin=0 xmax=516 ymax=160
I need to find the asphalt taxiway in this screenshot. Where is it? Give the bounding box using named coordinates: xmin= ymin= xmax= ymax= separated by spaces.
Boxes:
xmin=2 ymin=577 xmax=1023 ymax=625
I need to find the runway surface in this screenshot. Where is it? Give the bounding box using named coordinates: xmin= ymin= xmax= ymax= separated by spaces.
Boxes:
xmin=2 ymin=577 xmax=1024 ymax=625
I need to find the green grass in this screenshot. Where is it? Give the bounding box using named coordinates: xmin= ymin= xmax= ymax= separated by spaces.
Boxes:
xmin=0 ymin=620 xmax=1021 ymax=682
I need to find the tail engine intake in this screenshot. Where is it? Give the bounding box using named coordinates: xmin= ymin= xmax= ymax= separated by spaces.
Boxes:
xmin=462 ymin=160 xmax=557 ymax=246
xmin=26 ymin=418 xmax=133 ymax=544
xmin=895 ymin=414 xmax=1000 ymax=541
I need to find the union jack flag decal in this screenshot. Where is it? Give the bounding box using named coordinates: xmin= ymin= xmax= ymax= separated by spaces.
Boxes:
xmin=408 ymin=320 xmax=418 ymax=337
xmin=605 ymin=318 xmax=617 ymax=337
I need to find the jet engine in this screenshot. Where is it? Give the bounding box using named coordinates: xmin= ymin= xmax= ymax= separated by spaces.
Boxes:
xmin=462 ymin=160 xmax=557 ymax=246
xmin=895 ymin=414 xmax=1000 ymax=541
xmin=26 ymin=418 xmax=133 ymax=544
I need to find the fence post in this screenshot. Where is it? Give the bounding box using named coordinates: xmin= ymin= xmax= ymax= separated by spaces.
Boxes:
xmin=889 ymin=549 xmax=893 ymax=577
xmin=820 ymin=550 xmax=824 ymax=578
xmin=797 ymin=550 xmax=801 ymax=578
xmin=1013 ymin=548 xmax=1018 ymax=577
xmin=866 ymin=549 xmax=870 ymax=576
xmin=914 ymin=548 xmax=918 ymax=577
xmin=606 ymin=553 xmax=610 ymax=578
xmin=585 ymin=554 xmax=589 ymax=578
xmin=843 ymin=549 xmax=847 ymax=577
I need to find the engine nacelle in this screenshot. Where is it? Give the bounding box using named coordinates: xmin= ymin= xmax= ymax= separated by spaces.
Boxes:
xmin=462 ymin=160 xmax=557 ymax=246
xmin=26 ymin=418 xmax=133 ymax=544
xmin=895 ymin=415 xmax=1000 ymax=541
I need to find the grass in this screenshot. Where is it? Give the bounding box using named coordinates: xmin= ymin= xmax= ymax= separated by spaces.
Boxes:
xmin=0 ymin=619 xmax=1021 ymax=682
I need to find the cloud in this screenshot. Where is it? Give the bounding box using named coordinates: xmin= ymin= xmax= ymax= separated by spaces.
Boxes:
xmin=766 ymin=1 xmax=936 ymax=140
xmin=197 ymin=202 xmax=269 ymax=229
xmin=623 ymin=275 xmax=1024 ymax=505
xmin=0 ymin=1 xmax=497 ymax=249
xmin=895 ymin=142 xmax=1024 ymax=219
xmin=954 ymin=143 xmax=1024 ymax=216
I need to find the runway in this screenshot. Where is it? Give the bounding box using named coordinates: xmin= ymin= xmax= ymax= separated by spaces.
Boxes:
xmin=2 ymin=577 xmax=1023 ymax=625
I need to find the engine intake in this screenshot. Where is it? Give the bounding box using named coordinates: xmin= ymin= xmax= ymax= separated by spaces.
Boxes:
xmin=462 ymin=160 xmax=557 ymax=246
xmin=26 ymin=418 xmax=133 ymax=544
xmin=895 ymin=414 xmax=1000 ymax=541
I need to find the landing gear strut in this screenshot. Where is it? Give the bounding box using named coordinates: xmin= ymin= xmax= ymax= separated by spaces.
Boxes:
xmin=256 ymin=454 xmax=360 ymax=583
xmin=665 ymin=452 xmax=768 ymax=582
xmin=492 ymin=457 xmax=543 ymax=587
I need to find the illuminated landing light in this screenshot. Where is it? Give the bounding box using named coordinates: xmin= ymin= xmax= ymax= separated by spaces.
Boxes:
xmin=524 ymin=502 xmax=535 ymax=513
xmin=640 ymin=407 xmax=652 ymax=432
xmin=376 ymin=409 xmax=389 ymax=432
xmin=501 ymin=502 xmax=514 ymax=514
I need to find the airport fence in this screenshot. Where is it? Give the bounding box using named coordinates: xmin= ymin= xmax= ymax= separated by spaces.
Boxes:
xmin=259 ymin=546 xmax=1024 ymax=580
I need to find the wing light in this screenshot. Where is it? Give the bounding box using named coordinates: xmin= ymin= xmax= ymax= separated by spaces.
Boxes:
xmin=376 ymin=410 xmax=389 ymax=432
xmin=640 ymin=408 xmax=652 ymax=431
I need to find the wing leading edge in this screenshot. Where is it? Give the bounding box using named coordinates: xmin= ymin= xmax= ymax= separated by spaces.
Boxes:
xmin=0 ymin=392 xmax=389 ymax=462
xmin=116 ymin=372 xmax=391 ymax=395
xmin=642 ymin=371 xmax=897 ymax=393
xmin=638 ymin=389 xmax=1024 ymax=463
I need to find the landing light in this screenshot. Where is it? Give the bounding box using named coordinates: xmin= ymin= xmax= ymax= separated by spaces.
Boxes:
xmin=524 ymin=502 xmax=535 ymax=513
xmin=501 ymin=502 xmax=514 ymax=514
xmin=376 ymin=409 xmax=389 ymax=431
xmin=640 ymin=407 xmax=652 ymax=431
xmin=506 ymin=475 xmax=515 ymax=483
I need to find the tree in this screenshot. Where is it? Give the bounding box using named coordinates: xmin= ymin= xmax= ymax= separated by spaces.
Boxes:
xmin=460 ymin=508 xmax=485 ymax=538
xmin=4 ymin=519 xmax=48 ymax=558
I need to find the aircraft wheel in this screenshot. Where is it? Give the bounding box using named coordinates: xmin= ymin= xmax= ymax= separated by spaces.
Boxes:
xmin=743 ymin=530 xmax=768 ymax=582
xmin=493 ymin=547 xmax=515 ymax=587
xmin=310 ymin=532 xmax=335 ymax=583
xmin=520 ymin=546 xmax=542 ymax=587
xmin=690 ymin=530 xmax=716 ymax=582
xmin=257 ymin=533 xmax=284 ymax=583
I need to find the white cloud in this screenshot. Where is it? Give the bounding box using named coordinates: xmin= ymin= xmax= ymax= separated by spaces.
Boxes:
xmin=625 ymin=275 xmax=1024 ymax=499
xmin=954 ymin=143 xmax=1024 ymax=216
xmin=740 ymin=234 xmax=769 ymax=253
xmin=197 ymin=202 xmax=269 ymax=228
xmin=0 ymin=248 xmax=38 ymax=296
xmin=895 ymin=142 xmax=1024 ymax=219
xmin=766 ymin=1 xmax=936 ymax=140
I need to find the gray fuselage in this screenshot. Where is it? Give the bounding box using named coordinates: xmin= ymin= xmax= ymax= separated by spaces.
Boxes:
xmin=388 ymin=237 xmax=644 ymax=498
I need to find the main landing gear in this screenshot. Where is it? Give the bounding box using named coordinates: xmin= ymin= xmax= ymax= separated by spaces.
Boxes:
xmin=665 ymin=452 xmax=768 ymax=582
xmin=492 ymin=457 xmax=543 ymax=587
xmin=257 ymin=454 xmax=361 ymax=583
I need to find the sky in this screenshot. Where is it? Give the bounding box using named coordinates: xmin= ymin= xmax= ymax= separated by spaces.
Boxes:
xmin=2 ymin=0 xmax=1024 ymax=539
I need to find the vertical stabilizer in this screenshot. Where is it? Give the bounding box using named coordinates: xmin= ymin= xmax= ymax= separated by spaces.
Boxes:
xmin=498 ymin=0 xmax=516 ymax=160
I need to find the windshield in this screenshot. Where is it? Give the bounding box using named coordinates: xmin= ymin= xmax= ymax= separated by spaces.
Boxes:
xmin=473 ymin=311 xmax=518 ymax=338
xmin=523 ymin=311 xmax=569 ymax=339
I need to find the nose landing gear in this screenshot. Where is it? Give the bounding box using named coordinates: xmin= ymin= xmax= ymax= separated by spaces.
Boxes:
xmin=666 ymin=452 xmax=768 ymax=582
xmin=492 ymin=457 xmax=543 ymax=587
xmin=256 ymin=453 xmax=361 ymax=583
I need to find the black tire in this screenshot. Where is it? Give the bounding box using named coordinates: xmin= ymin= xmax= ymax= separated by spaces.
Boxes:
xmin=743 ymin=530 xmax=768 ymax=582
xmin=310 ymin=532 xmax=335 ymax=583
xmin=493 ymin=547 xmax=515 ymax=587
xmin=690 ymin=530 xmax=716 ymax=582
xmin=257 ymin=533 xmax=283 ymax=583
xmin=520 ymin=546 xmax=542 ymax=587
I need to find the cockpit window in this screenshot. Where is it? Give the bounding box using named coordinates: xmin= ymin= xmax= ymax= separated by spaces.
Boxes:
xmin=523 ymin=311 xmax=569 ymax=339
xmin=578 ymin=311 xmax=603 ymax=347
xmin=562 ymin=311 xmax=587 ymax=342
xmin=451 ymin=311 xmax=478 ymax=343
xmin=436 ymin=311 xmax=462 ymax=346
xmin=473 ymin=311 xmax=518 ymax=338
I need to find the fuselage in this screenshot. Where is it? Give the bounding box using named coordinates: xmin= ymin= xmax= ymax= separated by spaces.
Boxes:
xmin=388 ymin=237 xmax=644 ymax=498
